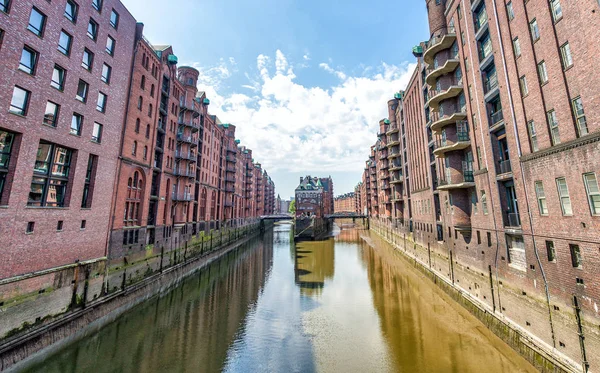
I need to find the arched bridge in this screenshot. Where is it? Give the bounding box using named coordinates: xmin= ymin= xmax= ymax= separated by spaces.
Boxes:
xmin=325 ymin=212 xmax=367 ymax=219
xmin=261 ymin=214 xmax=294 ymax=221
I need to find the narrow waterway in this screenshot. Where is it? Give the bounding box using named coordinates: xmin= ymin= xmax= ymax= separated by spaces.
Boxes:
xmin=23 ymin=224 xmax=536 ymax=373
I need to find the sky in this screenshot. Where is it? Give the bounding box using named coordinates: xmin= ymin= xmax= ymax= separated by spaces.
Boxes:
xmin=122 ymin=0 xmax=429 ymax=199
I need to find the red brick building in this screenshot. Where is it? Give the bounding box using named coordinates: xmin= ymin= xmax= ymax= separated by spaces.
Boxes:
xmin=334 ymin=192 xmax=357 ymax=213
xmin=359 ymin=0 xmax=600 ymax=369
xmin=0 ymin=0 xmax=136 ymax=279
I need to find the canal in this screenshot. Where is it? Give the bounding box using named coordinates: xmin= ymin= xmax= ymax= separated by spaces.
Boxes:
xmin=23 ymin=223 xmax=536 ymax=373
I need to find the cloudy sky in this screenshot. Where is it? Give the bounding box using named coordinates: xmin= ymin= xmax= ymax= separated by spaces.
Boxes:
xmin=122 ymin=0 xmax=429 ymax=198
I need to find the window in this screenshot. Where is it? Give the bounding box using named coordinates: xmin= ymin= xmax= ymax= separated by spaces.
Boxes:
xmin=27 ymin=222 xmax=35 ymax=233
xmin=71 ymin=113 xmax=83 ymax=135
xmin=547 ymin=110 xmax=560 ymax=145
xmin=546 ymin=241 xmax=556 ymax=262
xmin=87 ymin=19 xmax=98 ymax=40
xmin=137 ymin=96 xmax=143 ymax=110
xmin=82 ymin=49 xmax=94 ymax=71
xmin=560 ymin=42 xmax=573 ymax=69
xmin=145 ymin=124 xmax=150 ymax=138
xmin=571 ymin=97 xmax=587 ymax=136
xmin=44 ymin=101 xmax=59 ymax=127
xmin=101 ymin=63 xmax=112 ymax=83
xmin=51 ymin=65 xmax=66 ymax=91
xmin=28 ymin=142 xmax=72 ymax=207
xmin=141 ymin=75 xmax=146 ymax=90
xmin=529 ymin=19 xmax=540 ymax=42
xmin=58 ymin=30 xmax=72 ymax=55
xmin=96 ymin=92 xmax=107 ymax=112
xmin=537 ymin=61 xmax=548 ymax=84
xmin=81 ymin=220 xmax=86 ymax=229
xmin=19 ymin=46 xmax=39 ymax=75
xmin=143 ymin=146 xmax=148 ymax=160
xmin=487 ymin=232 xmax=492 ymax=247
xmin=527 ymin=121 xmax=538 ymax=152
xmin=556 ymin=177 xmax=572 ymax=216
xmin=92 ymin=122 xmax=103 ymax=143
xmin=481 ymin=190 xmax=488 ymax=215
xmin=64 ymin=0 xmax=78 ymax=22
xmin=506 ymin=2 xmax=514 ymax=20
xmin=76 ymin=80 xmax=89 ymax=102
xmin=512 ymin=37 xmax=521 ymax=57
xmin=534 ymin=181 xmax=548 ymax=215
xmin=81 ymin=155 xmax=97 ymax=208
xmin=125 ymin=172 xmax=143 ymax=226
xmin=583 ymin=173 xmax=600 ymax=215
xmin=92 ymin=0 xmax=102 ymax=11
xmin=148 ymin=104 xmax=153 ymax=117
xmin=105 ymin=36 xmax=115 ymax=55
xmin=110 ymin=9 xmax=119 ymax=29
xmin=150 ymin=84 xmax=155 ymax=97
xmin=0 ymin=0 xmax=10 ymax=13
xmin=569 ymin=244 xmax=582 ymax=268
xmin=9 ymin=86 xmax=30 ymax=116
xmin=132 ymin=141 xmax=137 ymax=156
xmin=519 ymin=76 xmax=528 ymax=96
xmin=28 ymin=7 xmax=46 ymax=37
xmin=135 ymin=118 xmax=140 ymax=133
xmin=0 ymin=130 xmax=15 ymax=204
xmin=550 ymin=0 xmax=562 ymax=22
xmin=57 ymin=220 xmax=63 ymax=231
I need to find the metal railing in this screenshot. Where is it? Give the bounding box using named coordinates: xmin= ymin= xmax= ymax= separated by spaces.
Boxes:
xmin=172 ymin=192 xmax=193 ymax=202
xmin=505 ymin=212 xmax=521 ymax=228
xmin=174 ymin=168 xmax=195 ymax=178
xmin=226 ymin=156 xmax=237 ymax=163
xmin=499 ymin=159 xmax=512 ymax=174
xmin=490 ymin=110 xmax=504 ymax=127
xmin=483 ymin=74 xmax=498 ymax=94
xmin=177 ymin=134 xmax=193 ymax=143
xmin=175 ymin=150 xmax=195 ymax=160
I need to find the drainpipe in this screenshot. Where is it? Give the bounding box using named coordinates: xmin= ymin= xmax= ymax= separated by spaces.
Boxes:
xmin=490 ymin=0 xmax=556 ymax=347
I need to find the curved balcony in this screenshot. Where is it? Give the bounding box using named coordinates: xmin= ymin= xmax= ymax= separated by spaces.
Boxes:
xmin=437 ymin=172 xmax=475 ymax=191
xmin=426 ymin=84 xmax=463 ymax=111
xmin=178 ymin=118 xmax=199 ymax=133
xmin=174 ymin=168 xmax=195 ymax=179
xmin=425 ymin=58 xmax=460 ymax=86
xmin=388 ymin=150 xmax=401 ymax=159
xmin=179 ymin=100 xmax=201 ymax=117
xmin=390 ymin=175 xmax=404 ymax=184
xmin=423 ymin=30 xmax=457 ymax=65
xmin=386 ymin=126 xmax=399 ymax=135
xmin=226 ymin=155 xmax=237 ymax=163
xmin=175 ymin=150 xmax=197 ymax=162
xmin=387 ymin=139 xmax=400 ymax=147
xmin=433 ymin=132 xmax=471 ymax=157
xmin=430 ymin=112 xmax=468 ymax=132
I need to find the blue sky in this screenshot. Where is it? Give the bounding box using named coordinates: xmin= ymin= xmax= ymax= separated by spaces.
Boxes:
xmin=122 ymin=0 xmax=429 ymax=198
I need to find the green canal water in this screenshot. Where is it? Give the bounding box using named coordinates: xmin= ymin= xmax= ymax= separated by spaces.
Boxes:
xmin=23 ymin=223 xmax=536 ymax=373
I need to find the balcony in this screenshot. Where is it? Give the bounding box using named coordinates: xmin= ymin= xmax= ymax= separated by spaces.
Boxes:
xmin=504 ymin=212 xmax=522 ymax=229
xmin=489 ymin=110 xmax=504 ymax=130
xmin=386 ymin=125 xmax=399 ymax=135
xmin=174 ymin=168 xmax=195 ymax=178
xmin=177 ymin=134 xmax=195 ymax=144
xmin=391 ymin=193 xmax=402 ymax=202
xmin=388 ymin=150 xmax=401 ymax=159
xmin=437 ymin=171 xmax=475 ymax=190
xmin=379 ymin=152 xmax=388 ymax=160
xmin=426 ymin=81 xmax=464 ymax=111
xmin=483 ymin=74 xmax=499 ymax=101
xmin=380 ymin=171 xmax=390 ymax=180
xmin=225 ymin=175 xmax=236 ymax=183
xmin=387 ymin=138 xmax=401 ymax=147
xmin=172 ymin=192 xmax=193 ymax=202
xmin=178 ymin=118 xmax=199 ymax=132
xmin=226 ymin=166 xmax=236 ymax=173
xmin=226 ymin=155 xmax=237 ymax=163
xmin=179 ymin=100 xmax=200 ymax=117
xmin=390 ymin=175 xmax=404 ymax=184
xmin=423 ymin=28 xmax=457 ymax=65
xmin=433 ymin=131 xmax=471 ymax=157
xmin=226 ymin=145 xmax=237 ymax=154
xmin=389 ymin=161 xmax=402 ymax=171
xmin=431 ymin=112 xmax=468 ymax=133
xmin=425 ymin=58 xmax=460 ymax=86
xmin=381 ymin=182 xmax=391 ymax=190
xmin=175 ymin=150 xmax=196 ymax=161
xmin=225 ymin=186 xmax=235 ymax=193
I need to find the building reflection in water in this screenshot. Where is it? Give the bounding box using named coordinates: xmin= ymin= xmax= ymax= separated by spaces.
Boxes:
xmin=294 ymin=237 xmax=335 ymax=297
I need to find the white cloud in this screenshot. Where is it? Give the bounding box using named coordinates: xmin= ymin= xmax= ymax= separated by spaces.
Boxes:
xmin=193 ymin=50 xmax=415 ymax=174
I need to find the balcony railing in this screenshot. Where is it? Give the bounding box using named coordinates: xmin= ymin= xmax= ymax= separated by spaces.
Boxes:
xmin=175 ymin=150 xmax=195 ymax=161
xmin=489 ymin=110 xmax=504 ymax=127
xmin=177 ymin=134 xmax=194 ymax=144
xmin=225 ymin=175 xmax=236 ymax=183
xmin=227 ymin=145 xmax=237 ymax=153
xmin=174 ymin=168 xmax=195 ymax=178
xmin=483 ymin=74 xmax=498 ymax=94
xmin=498 ymin=159 xmax=512 ymax=174
xmin=226 ymin=155 xmax=237 ymax=163
xmin=226 ymin=166 xmax=236 ymax=173
xmin=478 ymin=40 xmax=493 ymax=62
xmin=172 ymin=192 xmax=193 ymax=202
xmin=504 ymin=212 xmax=521 ymax=228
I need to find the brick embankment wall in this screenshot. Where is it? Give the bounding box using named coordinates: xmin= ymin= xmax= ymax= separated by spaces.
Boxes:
xmin=367 ymin=219 xmax=591 ymax=373
xmin=0 ymin=221 xmax=266 ymax=371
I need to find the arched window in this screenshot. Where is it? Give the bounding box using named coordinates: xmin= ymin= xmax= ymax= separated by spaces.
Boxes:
xmin=143 ymin=146 xmax=148 ymax=160
xmin=137 ymin=96 xmax=143 ymax=110
xmin=132 ymin=141 xmax=137 ymax=156
xmin=141 ymin=75 xmax=146 ymax=90
xmin=135 ymin=118 xmax=140 ymax=133
xmin=150 ymin=84 xmax=155 ymax=97
xmin=148 ymin=104 xmax=153 ymax=117
xmin=145 ymin=124 xmax=150 ymax=139
xmin=210 ymin=191 xmax=216 ymax=219
xmin=200 ymin=188 xmax=207 ymax=220
xmin=124 ymin=171 xmax=144 ymax=229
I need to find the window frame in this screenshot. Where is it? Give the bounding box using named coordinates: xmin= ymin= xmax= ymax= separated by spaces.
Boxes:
xmin=547 ymin=109 xmax=560 ymax=145
xmin=71 ymin=113 xmax=83 ymax=136
xmin=58 ymin=30 xmax=73 ymax=56
xmin=92 ymin=122 xmax=103 ymax=143
xmin=527 ymin=120 xmax=538 ymax=152
xmin=537 ymin=61 xmax=548 ymax=85
xmin=534 ymin=181 xmax=548 ymax=215
xmin=92 ymin=0 xmax=103 ymax=12
xmin=51 ymin=64 xmax=66 ymax=91
xmin=105 ymin=35 xmax=115 ymax=55
xmin=529 ymin=19 xmax=540 ymax=42
xmin=76 ymin=79 xmax=89 ymax=102
xmin=28 ymin=142 xmax=73 ymax=207
xmin=101 ymin=63 xmax=112 ymax=84
xmin=82 ymin=48 xmax=94 ymax=71
xmin=87 ymin=18 xmax=98 ymax=41
xmin=64 ymin=0 xmax=78 ymax=23
xmin=9 ymin=86 xmax=30 ymax=116
xmin=96 ymin=92 xmax=107 ymax=112
xmin=555 ymin=177 xmax=573 ymax=216
xmin=571 ymin=96 xmax=587 ymax=137
xmin=583 ymin=173 xmax=600 ymax=216
xmin=560 ymin=42 xmax=573 ymax=70
xmin=43 ymin=101 xmax=60 ymax=127
xmin=0 ymin=0 xmax=11 ymax=14
xmin=110 ymin=9 xmax=119 ymax=29
xmin=0 ymin=130 xmax=15 ymax=204
xmin=18 ymin=45 xmax=38 ymax=75
xmin=27 ymin=7 xmax=46 ymax=37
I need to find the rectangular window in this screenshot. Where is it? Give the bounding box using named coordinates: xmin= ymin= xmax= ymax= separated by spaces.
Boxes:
xmin=487 ymin=232 xmax=492 ymax=247
xmin=96 ymin=92 xmax=107 ymax=112
xmin=556 ymin=177 xmax=572 ymax=216
xmin=51 ymin=65 xmax=66 ymax=91
xmin=571 ymin=97 xmax=587 ymax=136
xmin=19 ymin=46 xmax=38 ymax=75
xmin=87 ymin=18 xmax=98 ymax=40
xmin=550 ymin=0 xmax=563 ymax=22
xmin=0 ymin=0 xmax=10 ymax=13
xmin=546 ymin=241 xmax=556 ymax=262
xmin=560 ymin=42 xmax=573 ymax=69
xmin=506 ymin=2 xmax=514 ymax=20
xmin=583 ymin=173 xmax=600 ymax=215
xmin=71 ymin=113 xmax=83 ymax=136
xmin=537 ymin=61 xmax=548 ymax=84
xmin=569 ymin=244 xmax=582 ymax=268
xmin=28 ymin=142 xmax=72 ymax=207
xmin=519 ymin=76 xmax=528 ymax=96
xmin=82 ymin=155 xmax=97 ymax=208
xmin=44 ymin=101 xmax=59 ymax=127
xmin=105 ymin=36 xmax=115 ymax=55
xmin=529 ymin=19 xmax=540 ymax=42
xmin=92 ymin=122 xmax=103 ymax=143
xmin=28 ymin=7 xmax=46 ymax=37
xmin=0 ymin=130 xmax=15 ymax=204
xmin=110 ymin=9 xmax=119 ymax=29
xmin=58 ymin=30 xmax=72 ymax=55
xmin=10 ymin=86 xmax=30 ymax=116
xmin=76 ymin=80 xmax=89 ymax=102
xmin=512 ymin=37 xmax=521 ymax=57
xmin=101 ymin=63 xmax=112 ymax=83
xmin=547 ymin=110 xmax=560 ymax=145
xmin=527 ymin=120 xmax=538 ymax=152
xmin=481 ymin=190 xmax=488 ymax=215
xmin=92 ymin=0 xmax=102 ymax=11
xmin=26 ymin=222 xmax=35 ymax=233
xmin=64 ymin=0 xmax=78 ymax=22
xmin=82 ymin=48 xmax=94 ymax=71
xmin=534 ymin=181 xmax=548 ymax=215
